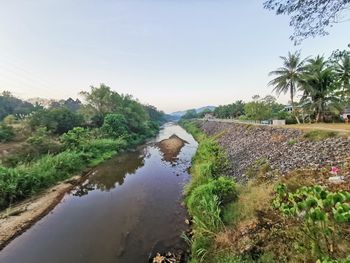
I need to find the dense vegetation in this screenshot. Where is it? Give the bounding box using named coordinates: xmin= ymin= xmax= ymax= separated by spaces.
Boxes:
xmin=181 ymin=120 xmax=239 ymax=262
xmin=0 ymin=84 xmax=164 ymax=210
xmin=182 ymin=120 xmax=350 ymax=263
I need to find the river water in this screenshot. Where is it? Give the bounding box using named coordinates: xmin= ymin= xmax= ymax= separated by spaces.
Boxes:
xmin=0 ymin=123 xmax=197 ymax=263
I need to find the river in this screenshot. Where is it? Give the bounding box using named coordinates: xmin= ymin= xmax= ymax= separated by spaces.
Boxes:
xmin=0 ymin=123 xmax=197 ymax=263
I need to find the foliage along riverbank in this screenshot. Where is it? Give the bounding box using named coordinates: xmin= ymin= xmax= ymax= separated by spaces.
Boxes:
xmin=0 ymin=85 xmax=164 ymax=211
xmin=181 ymin=120 xmax=350 ymax=263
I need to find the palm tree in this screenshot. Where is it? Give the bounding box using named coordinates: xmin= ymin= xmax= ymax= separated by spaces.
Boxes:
xmin=268 ymin=51 xmax=306 ymax=124
xmin=300 ymin=56 xmax=339 ymax=122
xmin=335 ymin=53 xmax=350 ymax=101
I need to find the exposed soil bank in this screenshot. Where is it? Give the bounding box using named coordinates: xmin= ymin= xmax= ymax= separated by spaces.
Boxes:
xmin=198 ymin=120 xmax=350 ymax=182
xmin=0 ymin=172 xmax=88 ymax=250
xmin=157 ymin=134 xmax=187 ymax=162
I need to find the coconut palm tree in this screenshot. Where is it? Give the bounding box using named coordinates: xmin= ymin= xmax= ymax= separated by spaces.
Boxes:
xmin=300 ymin=56 xmax=339 ymax=122
xmin=268 ymin=51 xmax=306 ymax=124
xmin=335 ymin=53 xmax=350 ymax=101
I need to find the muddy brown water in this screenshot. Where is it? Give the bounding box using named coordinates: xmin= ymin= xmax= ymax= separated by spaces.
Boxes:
xmin=0 ymin=123 xmax=197 ymax=263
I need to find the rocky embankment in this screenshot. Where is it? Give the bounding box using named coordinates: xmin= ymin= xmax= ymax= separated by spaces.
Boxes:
xmin=198 ymin=120 xmax=350 ymax=182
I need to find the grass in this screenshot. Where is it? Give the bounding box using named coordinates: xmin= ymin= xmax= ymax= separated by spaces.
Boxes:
xmin=286 ymin=123 xmax=350 ymax=134
xmin=183 ymin=120 xmax=350 ymax=262
xmin=0 ymin=138 xmax=127 ymax=209
xmin=181 ymin=120 xmax=238 ymax=263
xmin=303 ymin=130 xmax=338 ymax=141
xmin=287 ymin=138 xmax=298 ymax=145
xmin=222 ymin=182 xmax=274 ymax=225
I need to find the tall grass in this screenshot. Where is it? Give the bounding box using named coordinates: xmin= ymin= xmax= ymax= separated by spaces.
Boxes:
xmin=181 ymin=120 xmax=238 ymax=262
xmin=0 ymin=137 xmax=128 ymax=209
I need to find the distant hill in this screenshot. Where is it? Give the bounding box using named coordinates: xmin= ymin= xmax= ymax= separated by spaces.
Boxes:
xmin=166 ymin=106 xmax=216 ymax=121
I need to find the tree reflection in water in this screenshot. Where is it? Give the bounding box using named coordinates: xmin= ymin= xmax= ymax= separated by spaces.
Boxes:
xmin=73 ymin=148 xmax=146 ymax=197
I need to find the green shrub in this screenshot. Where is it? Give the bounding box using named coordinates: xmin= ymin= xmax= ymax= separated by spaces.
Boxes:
xmin=0 ymin=123 xmax=15 ymax=142
xmin=101 ymin=113 xmax=129 ymax=138
xmin=60 ymin=127 xmax=91 ymax=149
xmin=28 ymin=108 xmax=83 ymax=134
xmin=273 ymin=184 xmax=350 ymax=257
xmin=182 ymin=121 xmax=239 ymax=262
xmin=0 ymin=136 xmax=129 ymax=209
xmin=187 ymin=177 xmax=237 ymax=213
xmin=2 ymin=127 xmax=62 ymax=167
xmin=80 ymin=138 xmax=127 ymax=165
xmin=191 ymin=234 xmax=214 ymax=262
xmin=0 ymin=151 xmax=84 ymax=209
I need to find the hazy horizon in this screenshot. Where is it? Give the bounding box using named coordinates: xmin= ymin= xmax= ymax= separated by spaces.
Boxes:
xmin=0 ymin=1 xmax=349 ymax=113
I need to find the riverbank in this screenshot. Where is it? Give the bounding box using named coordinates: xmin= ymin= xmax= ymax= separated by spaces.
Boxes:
xmin=0 ymin=126 xmax=160 ymax=250
xmin=182 ymin=120 xmax=350 ymax=262
xmin=0 ymin=123 xmax=196 ymax=263
xmin=0 ymin=174 xmax=87 ymax=250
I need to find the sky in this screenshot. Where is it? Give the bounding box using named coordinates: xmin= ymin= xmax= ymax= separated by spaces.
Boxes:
xmin=0 ymin=1 xmax=349 ymax=113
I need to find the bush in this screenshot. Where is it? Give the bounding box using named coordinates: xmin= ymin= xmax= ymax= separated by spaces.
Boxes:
xmin=60 ymin=127 xmax=91 ymax=149
xmin=273 ymin=184 xmax=350 ymax=258
xmin=28 ymin=108 xmax=83 ymax=134
xmin=0 ymin=135 xmax=129 ymax=209
xmin=182 ymin=121 xmax=239 ymax=262
xmin=3 ymin=115 xmax=16 ymax=125
xmin=0 ymin=151 xmax=84 ymax=209
xmin=187 ymin=177 xmax=237 ymax=215
xmin=0 ymin=123 xmax=15 ymax=142
xmin=3 ymin=127 xmax=62 ymax=166
xmin=101 ymin=113 xmax=129 ymax=138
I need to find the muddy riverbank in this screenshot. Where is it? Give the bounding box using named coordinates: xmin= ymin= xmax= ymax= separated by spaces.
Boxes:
xmin=0 ymin=123 xmax=197 ymax=263
xmin=0 ymin=174 xmax=88 ymax=250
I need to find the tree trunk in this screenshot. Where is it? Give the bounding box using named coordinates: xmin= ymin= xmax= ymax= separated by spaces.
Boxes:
xmin=290 ymin=86 xmax=300 ymax=124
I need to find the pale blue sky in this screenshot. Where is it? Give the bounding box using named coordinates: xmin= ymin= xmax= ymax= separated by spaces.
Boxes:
xmin=0 ymin=1 xmax=349 ymax=113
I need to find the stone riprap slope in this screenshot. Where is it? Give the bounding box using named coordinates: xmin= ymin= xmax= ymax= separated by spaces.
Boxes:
xmin=198 ymin=120 xmax=350 ymax=182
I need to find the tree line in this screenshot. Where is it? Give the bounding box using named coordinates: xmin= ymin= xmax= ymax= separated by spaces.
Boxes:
xmin=0 ymin=84 xmax=165 ymax=209
xmin=181 ymin=48 xmax=350 ymax=124
xmin=269 ymin=49 xmax=350 ymax=123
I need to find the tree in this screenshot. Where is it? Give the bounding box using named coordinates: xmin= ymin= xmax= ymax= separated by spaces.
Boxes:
xmin=0 ymin=91 xmax=36 ymax=120
xmin=214 ymin=100 xmax=245 ymax=119
xmin=300 ymin=56 xmax=339 ymax=122
xmin=268 ymin=51 xmax=306 ymax=123
xmin=118 ymin=94 xmax=149 ymax=134
xmin=263 ymin=0 xmax=350 ymax=43
xmin=79 ymin=84 xmax=122 ymax=126
xmin=144 ymin=105 xmax=165 ymax=123
xmin=244 ymin=99 xmax=272 ymax=121
xmin=334 ymin=53 xmax=350 ymax=101
xmin=29 ymin=108 xmax=84 ymax=134
xmin=102 ymin=114 xmax=129 ymax=138
xmin=181 ymin=109 xmax=198 ymax=120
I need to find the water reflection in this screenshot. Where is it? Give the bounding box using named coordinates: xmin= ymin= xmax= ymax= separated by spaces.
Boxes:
xmin=0 ymin=124 xmax=198 ymax=263
xmin=72 ymin=148 xmax=146 ymax=196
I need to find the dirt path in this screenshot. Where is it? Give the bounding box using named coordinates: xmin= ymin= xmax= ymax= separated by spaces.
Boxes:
xmin=0 ymin=173 xmax=89 ymax=250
